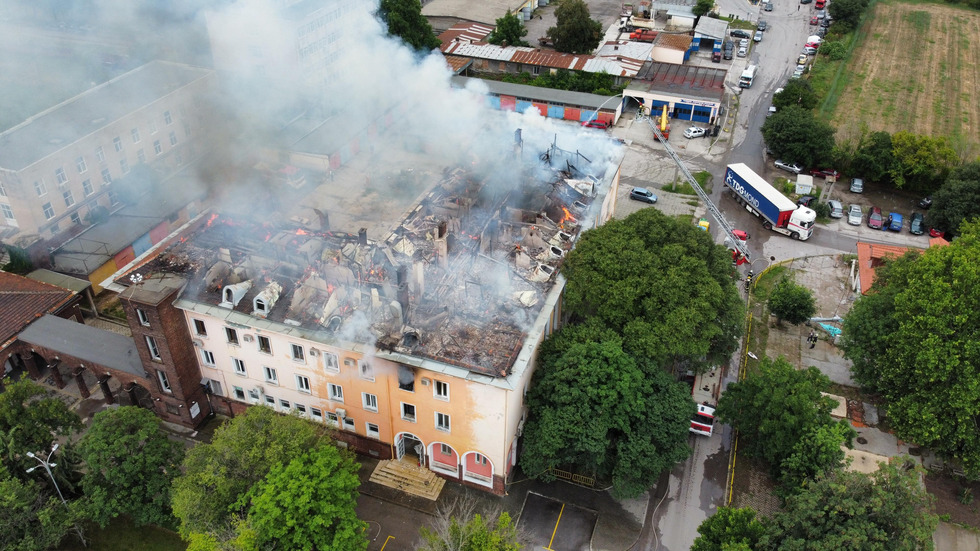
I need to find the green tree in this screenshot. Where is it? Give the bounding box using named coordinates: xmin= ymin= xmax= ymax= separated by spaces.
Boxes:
xmin=245 ymin=445 xmax=366 ymax=551
xmin=377 ymin=0 xmax=440 ymax=51
xmin=0 ymin=376 xmax=82 ymax=487
xmin=767 ymin=277 xmax=816 ymax=325
xmin=762 ymin=106 xmax=836 ymax=168
xmin=519 ymin=336 xmax=693 ymax=498
xmin=0 ymin=467 xmax=81 ymax=551
xmin=889 ymin=131 xmax=960 ymax=191
xmin=925 ymin=160 xmax=980 ymax=235
xmin=172 ymin=406 xmax=334 ymax=542
xmin=761 ymin=457 xmax=938 ymax=550
xmin=715 ymin=357 xmax=848 ymax=471
xmin=826 ymin=0 xmax=869 ymax=30
xmin=852 ymin=130 xmax=895 ymax=183
xmin=818 ymin=40 xmax=847 ymax=60
xmin=561 ymin=208 xmax=743 ymax=371
xmin=487 ymin=11 xmax=529 ymax=47
xmin=418 ymin=505 xmax=522 ymax=551
xmin=547 ymin=0 xmax=603 ymax=54
xmin=78 ymin=406 xmax=184 ymax=528
xmin=841 ymin=224 xmax=980 ymax=475
xmin=692 ymin=506 xmax=765 ymax=551
xmin=692 ymin=0 xmax=715 ymax=17
xmin=779 ymin=422 xmax=854 ymax=488
xmin=772 ymin=79 xmax=819 ymax=111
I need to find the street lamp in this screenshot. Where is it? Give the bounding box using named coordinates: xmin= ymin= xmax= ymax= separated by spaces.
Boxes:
xmin=26 ymin=443 xmax=86 ymax=547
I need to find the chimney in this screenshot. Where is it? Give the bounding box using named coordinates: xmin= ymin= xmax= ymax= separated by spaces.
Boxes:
xmin=435 ymin=222 xmax=449 ymax=269
xmin=358 ymin=228 xmax=367 ymax=246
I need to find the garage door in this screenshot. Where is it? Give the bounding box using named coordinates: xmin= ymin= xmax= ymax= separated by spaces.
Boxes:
xmin=692 ymin=106 xmax=713 ymax=123
xmin=673 ymin=103 xmax=694 ymax=120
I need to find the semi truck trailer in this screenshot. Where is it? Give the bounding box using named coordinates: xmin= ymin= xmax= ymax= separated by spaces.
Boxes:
xmin=724 ymin=163 xmax=816 ymax=240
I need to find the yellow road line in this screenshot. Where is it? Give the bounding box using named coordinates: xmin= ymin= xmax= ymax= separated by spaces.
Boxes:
xmin=380 ymin=535 xmax=394 ymax=551
xmin=545 ymin=503 xmax=565 ymax=550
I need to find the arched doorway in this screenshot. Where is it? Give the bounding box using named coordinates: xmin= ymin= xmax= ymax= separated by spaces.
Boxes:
xmin=428 ymin=442 xmax=459 ymax=476
xmin=124 ymin=382 xmax=155 ymax=409
xmin=395 ymin=432 xmax=425 ymax=466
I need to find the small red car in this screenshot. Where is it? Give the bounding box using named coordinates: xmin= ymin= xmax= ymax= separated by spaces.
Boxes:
xmin=929 ymin=227 xmax=945 ymax=238
xmin=582 ymin=120 xmax=610 ymax=130
xmin=809 ymin=168 xmax=840 ymax=179
xmin=810 ymin=16 xmax=819 ymax=25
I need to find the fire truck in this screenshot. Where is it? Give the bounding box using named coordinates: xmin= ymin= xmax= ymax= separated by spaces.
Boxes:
xmin=690 ymin=368 xmax=721 ymax=436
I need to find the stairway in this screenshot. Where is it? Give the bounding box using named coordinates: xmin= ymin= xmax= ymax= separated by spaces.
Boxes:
xmin=368 ymin=458 xmax=445 ymax=500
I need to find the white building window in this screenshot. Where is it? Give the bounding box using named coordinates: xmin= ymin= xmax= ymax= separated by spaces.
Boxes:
xmin=153 ymin=140 xmax=162 ymax=155
xmin=310 ymin=407 xmax=323 ymax=421
xmin=474 ymin=453 xmax=488 ymax=465
xmin=0 ymin=182 xmax=5 ymax=196
xmin=233 ymin=386 xmax=246 ymax=400
xmin=342 ymin=416 xmax=355 ymax=431
xmin=295 ymin=403 xmax=307 ymax=416
xmin=296 ymin=375 xmax=311 ymax=394
xmin=326 ymin=411 xmax=340 ymax=427
xmin=1 ymin=204 xmax=14 ymax=221
xmin=291 ymin=344 xmax=305 ymax=361
xmin=323 ymin=352 xmax=339 ymax=372
xmin=401 ymin=403 xmax=416 ymax=422
xmin=366 ymin=423 xmax=380 ymax=439
xmin=328 ymin=383 xmax=343 ymax=402
xmin=131 ymin=128 xmax=141 ymax=143
xmin=247 ymin=388 xmax=261 ymax=403
xmin=55 ymin=167 xmax=67 ymax=185
xmin=258 ymin=335 xmax=272 ymax=354
xmin=233 ymin=358 xmax=246 ymax=376
xmin=434 ymin=380 xmax=449 ymax=401
xmin=113 ymin=136 xmax=123 ymax=152
xmin=192 ymin=319 xmax=206 ymax=336
xmin=279 ymin=399 xmax=291 ymax=412
xmin=101 ymin=168 xmax=112 ymax=184
xmin=76 ymin=156 xmax=87 ymax=173
xmin=42 ymin=202 xmax=54 ymax=220
xmin=440 ymin=443 xmax=453 ymax=456
xmin=82 ymin=179 xmax=93 ymax=196
xmin=201 ymin=350 xmax=215 ymax=365
xmin=149 ymin=120 xmax=157 ymax=134
xmin=164 ymin=110 xmax=173 ymax=125
xmin=169 ymin=131 xmax=178 ymax=146
xmin=96 ymin=146 xmax=106 ymax=162
xmin=436 ymin=412 xmax=451 ymax=432
xmin=136 ymin=308 xmax=150 ymax=326
xmin=264 ymin=366 xmax=278 ymax=385
xmin=362 ymin=393 xmax=378 ymax=412
xmin=70 ymin=213 xmax=80 ymax=225
xmin=120 ymin=158 xmax=129 ymax=174
xmin=34 ymin=181 xmax=47 ymax=196
xmin=359 ymin=360 xmax=374 ymax=381
xmin=205 ymin=379 xmax=223 ymax=396
xmin=225 ymin=327 xmax=239 ymax=345
xmin=137 ymin=149 xmax=146 ymax=164
xmin=264 ymin=395 xmax=275 ymax=407
xmin=145 ymin=336 xmax=161 ymax=360
xmin=63 ymin=189 xmax=74 ymax=207
xmin=157 ymin=370 xmax=171 ymax=393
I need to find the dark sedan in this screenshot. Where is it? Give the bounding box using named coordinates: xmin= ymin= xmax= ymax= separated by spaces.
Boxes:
xmin=910 ymin=212 xmax=925 ymax=235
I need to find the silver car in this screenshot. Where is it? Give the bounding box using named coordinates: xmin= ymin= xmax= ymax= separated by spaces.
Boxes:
xmin=847 ymin=204 xmax=863 ymax=225
xmin=828 ymin=200 xmax=844 ymax=218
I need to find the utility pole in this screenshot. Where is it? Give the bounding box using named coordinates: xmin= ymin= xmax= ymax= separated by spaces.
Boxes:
xmin=26 ymin=444 xmax=87 ymax=547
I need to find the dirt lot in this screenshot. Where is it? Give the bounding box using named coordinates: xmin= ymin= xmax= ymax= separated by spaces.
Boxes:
xmin=831 ymin=1 xmax=980 ymax=158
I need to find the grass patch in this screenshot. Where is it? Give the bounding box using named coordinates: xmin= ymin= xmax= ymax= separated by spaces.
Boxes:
xmin=62 ymin=517 xmax=186 ymax=551
xmin=663 ymin=180 xmax=698 ymax=195
xmin=694 ymin=170 xmax=713 ymax=193
xmin=675 ymin=214 xmax=694 ymax=226
xmin=686 ymin=199 xmax=700 ymax=206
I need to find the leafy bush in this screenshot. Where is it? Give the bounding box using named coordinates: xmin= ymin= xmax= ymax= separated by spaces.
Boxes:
xmin=820 ymin=41 xmax=847 ymax=60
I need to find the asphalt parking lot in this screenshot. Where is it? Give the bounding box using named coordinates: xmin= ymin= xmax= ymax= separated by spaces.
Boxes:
xmin=517 ymin=492 xmax=598 ymax=551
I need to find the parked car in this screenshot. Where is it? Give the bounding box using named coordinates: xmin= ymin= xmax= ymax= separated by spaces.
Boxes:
xmin=739 ymin=38 xmax=749 ymax=48
xmin=683 ymin=126 xmax=706 ymax=139
xmin=918 ymin=196 xmax=933 ymax=209
xmin=820 ymin=18 xmax=831 ymax=27
xmin=723 ymin=39 xmax=734 ymax=51
xmin=850 ymin=177 xmax=864 ymax=193
xmin=582 ymin=119 xmax=610 ymax=129
xmin=810 ymin=168 xmax=840 ymax=179
xmin=800 ymin=0 xmax=812 ymax=4
xmin=909 ymin=212 xmax=925 ymax=235
xmin=764 ymin=1 xmax=774 ymax=10
xmin=828 ymin=200 xmax=844 ymax=218
xmin=802 ymin=45 xmax=818 ymax=55
xmin=816 ymin=9 xmax=826 ymax=19
xmin=797 ymin=195 xmax=815 ymax=207
xmin=847 ymin=204 xmax=863 ymax=226
xmin=712 ymin=51 xmax=722 ymax=62
xmin=754 ymin=30 xmax=764 ymax=42
xmin=737 ymin=46 xmax=748 ymax=57
xmin=731 ymin=29 xmax=752 ymax=38
xmin=791 ymin=68 xmax=804 ymax=79
xmin=630 ymin=187 xmax=658 ymax=203
xmin=816 ymin=27 xmax=827 ymax=37
xmin=774 ymin=160 xmax=803 ymax=174
xmin=929 ymin=227 xmax=945 ymax=238
xmin=810 ymin=16 xmax=819 ymax=25
xmin=797 ymin=53 xmax=808 ymax=65
xmin=757 ymin=20 xmax=768 ymax=31
xmin=868 ymin=206 xmax=884 ymax=229
xmin=724 ymin=49 xmax=733 ymax=60
xmin=886 ymin=212 xmax=903 ymax=231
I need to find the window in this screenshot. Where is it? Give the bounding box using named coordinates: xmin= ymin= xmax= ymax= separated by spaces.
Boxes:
xmin=310 ymin=407 xmax=323 ymax=421
xmin=362 ymin=393 xmax=378 ymax=412
xmin=291 ymin=344 xmax=305 ymax=361
xmin=0 ymin=182 xmax=5 ymax=196
xmin=342 ymin=416 xmax=355 ymax=431
xmin=233 ymin=386 xmax=246 ymax=400
xmin=101 ymin=168 xmax=112 ymax=185
xmin=153 ymin=140 xmax=162 ymax=155
xmin=264 ymin=366 xmax=278 ymax=384
xmin=366 ymin=423 xmax=380 ymax=439
xmin=225 ymin=327 xmax=239 ymax=345
xmin=323 ymin=352 xmax=339 ymax=372
xmin=62 ymin=189 xmax=74 ymax=207
xmin=264 ymin=395 xmax=275 ymax=407
xmin=279 ymin=399 xmax=291 ymax=411
xmin=157 ymin=370 xmax=171 ymax=392
xmin=193 ymin=319 xmax=206 ymax=336
xmin=248 ymin=388 xmax=261 ymax=403
xmin=82 ymin=179 xmax=93 ymax=196
xmin=120 ymin=158 xmax=129 ymax=174
xmin=149 ymin=120 xmax=157 ymax=134
xmin=359 ymin=360 xmax=373 ymax=381
xmin=136 ymin=308 xmax=150 ymax=326
xmin=296 ymin=375 xmax=311 ymax=393
xmin=109 ymin=191 xmax=120 ymax=205
xmin=42 ymin=202 xmax=54 ymax=220
xmin=326 ymin=411 xmax=340 ymax=427
xmin=55 ymin=167 xmax=67 ymax=185
xmin=201 ymin=350 xmax=215 ymax=365
xmin=113 ymin=136 xmax=122 ymax=152
xmin=34 ymin=181 xmax=47 ymax=196
xmin=164 ymin=110 xmax=173 ymax=125
xmin=183 ymin=121 xmax=191 ymax=138
xmin=401 ymin=403 xmax=416 ymax=422
xmin=436 ymin=412 xmax=451 ymax=432
xmin=398 ymin=366 xmax=415 ymax=391
xmin=131 ymin=128 xmax=140 ymax=143
xmin=328 ymin=383 xmax=343 ymax=402
xmin=296 ymin=403 xmax=307 ymax=415
xmin=474 ymin=453 xmax=488 ymax=465
xmin=2 ymin=203 xmax=15 ymax=221
xmin=165 ymin=403 xmax=180 ymax=415
xmin=169 ymin=131 xmax=178 ymax=146
xmin=76 ymin=156 xmax=87 ymax=173
xmin=96 ymin=146 xmax=105 ymax=162
xmin=434 ymin=380 xmax=449 ymax=400
xmin=206 ymin=379 xmax=224 ymax=396
xmin=70 ymin=213 xmax=80 ymax=225
xmin=440 ymin=444 xmax=452 ymax=456
xmin=258 ymin=335 xmax=272 ymax=354
xmin=233 ymin=358 xmax=246 ymax=376
xmin=137 ymin=149 xmax=145 ymax=163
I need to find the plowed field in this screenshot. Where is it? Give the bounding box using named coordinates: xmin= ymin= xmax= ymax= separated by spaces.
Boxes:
xmin=831 ymin=2 xmax=980 ymax=157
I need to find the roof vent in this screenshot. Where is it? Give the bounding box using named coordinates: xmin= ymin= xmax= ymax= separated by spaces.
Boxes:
xmin=252 ymin=281 xmax=283 ymax=318
xmin=220 ymin=280 xmax=252 ymax=309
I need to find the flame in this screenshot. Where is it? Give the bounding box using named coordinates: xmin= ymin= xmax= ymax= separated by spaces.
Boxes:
xmin=560 ymin=206 xmax=575 ymax=223
xmin=263 ymin=232 xmax=272 ymax=242
xmin=327 ymin=284 xmax=335 ymax=294
xmin=205 ymin=213 xmax=219 ymax=228
xmin=295 ymin=228 xmax=309 ymax=236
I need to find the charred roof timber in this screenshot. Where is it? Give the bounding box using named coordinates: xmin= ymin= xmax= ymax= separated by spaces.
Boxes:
xmin=118 ymin=146 xmax=606 ymax=377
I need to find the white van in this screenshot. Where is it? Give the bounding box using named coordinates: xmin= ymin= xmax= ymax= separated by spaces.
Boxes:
xmin=739 ymin=65 xmax=758 ymax=88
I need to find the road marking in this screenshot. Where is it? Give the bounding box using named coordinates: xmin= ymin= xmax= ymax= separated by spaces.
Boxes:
xmin=380 ymin=535 xmax=394 ymax=550
xmin=545 ymin=503 xmax=565 ymax=550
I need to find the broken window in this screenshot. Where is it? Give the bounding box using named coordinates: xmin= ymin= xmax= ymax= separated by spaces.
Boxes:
xmin=398 ymin=365 xmax=415 ymax=392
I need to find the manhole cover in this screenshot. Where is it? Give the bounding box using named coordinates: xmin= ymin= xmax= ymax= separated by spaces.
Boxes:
xmin=857 ymin=437 xmax=868 ymax=445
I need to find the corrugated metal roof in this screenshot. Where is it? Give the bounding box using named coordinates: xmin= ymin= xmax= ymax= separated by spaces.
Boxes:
xmin=443 ymin=55 xmax=474 ymax=74
xmin=450 ymin=76 xmax=621 ymax=111
xmin=442 ymin=43 xmax=638 ymax=76
xmin=695 ymin=17 xmax=729 ymax=40
xmin=437 ymin=21 xmax=494 ymax=44
xmin=658 ymin=33 xmax=692 ymax=51
xmin=627 ymin=61 xmax=727 ymax=102
xmin=596 ymin=41 xmax=654 ymax=61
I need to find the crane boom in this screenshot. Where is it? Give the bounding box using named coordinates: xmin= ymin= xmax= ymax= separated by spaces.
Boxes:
xmin=645 ymin=118 xmax=751 ymax=260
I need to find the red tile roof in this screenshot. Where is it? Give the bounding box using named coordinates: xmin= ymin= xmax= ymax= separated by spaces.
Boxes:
xmin=855 ymin=242 xmax=916 ymax=295
xmin=0 ymin=271 xmax=76 ymax=350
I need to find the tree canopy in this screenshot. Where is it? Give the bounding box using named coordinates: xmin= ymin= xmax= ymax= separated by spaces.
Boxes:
xmin=925 ymin=160 xmax=980 ymax=235
xmin=889 ymin=131 xmax=960 ymax=191
xmin=547 ymin=0 xmax=603 ymax=54
xmin=716 ymin=356 xmax=853 ymax=476
xmin=377 ymin=0 xmax=440 ymax=51
xmin=0 ymin=467 xmax=80 ymax=551
xmin=418 ymin=509 xmax=522 ymax=551
xmin=761 ymin=457 xmax=937 ymax=550
xmin=519 ymin=335 xmax=693 ymax=498
xmin=851 ymin=130 xmax=895 ymax=183
xmin=692 ymin=506 xmax=765 ymax=551
xmin=692 ymin=0 xmax=715 ymax=17
xmin=78 ymin=406 xmax=184 ymax=528
xmin=772 ymin=79 xmax=819 ymax=111
xmin=841 ymin=223 xmax=980 ymax=475
xmin=826 ymin=0 xmax=869 ymax=31
xmin=761 ymin=106 xmax=836 ymax=168
xmin=560 ymin=207 xmax=743 ymax=371
xmin=487 ymin=11 xmax=529 ymax=47
xmin=767 ymin=277 xmax=816 ymax=325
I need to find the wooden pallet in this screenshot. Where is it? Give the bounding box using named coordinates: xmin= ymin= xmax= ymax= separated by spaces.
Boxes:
xmin=368 ymin=459 xmax=445 ymax=500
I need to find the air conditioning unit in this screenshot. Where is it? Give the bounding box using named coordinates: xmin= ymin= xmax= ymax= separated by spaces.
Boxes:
xmin=254 ymin=385 xmax=265 ymax=396
xmin=309 ymin=347 xmax=319 ymax=357
xmin=343 ymin=358 xmax=355 ymax=367
xmin=243 ymin=334 xmax=255 ymax=343
xmin=335 ymin=408 xmax=347 ymax=418
xmin=421 ymin=377 xmax=431 ymax=386
xmin=192 ymin=339 xmax=203 ymax=348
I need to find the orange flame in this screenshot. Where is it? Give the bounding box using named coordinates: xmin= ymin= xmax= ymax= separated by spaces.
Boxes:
xmin=295 ymin=228 xmax=309 ymax=236
xmin=205 ymin=213 xmax=219 ymax=228
xmin=560 ymin=206 xmax=574 ymax=223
